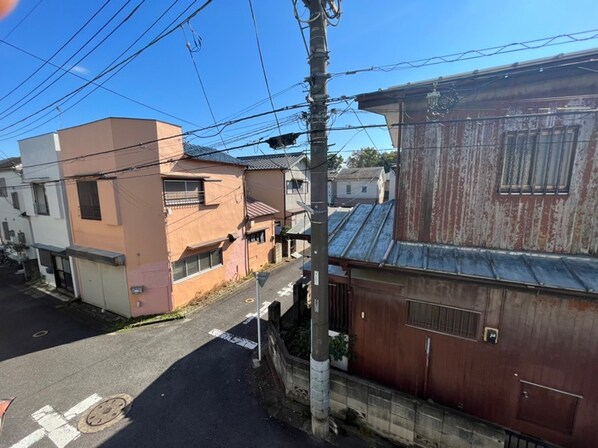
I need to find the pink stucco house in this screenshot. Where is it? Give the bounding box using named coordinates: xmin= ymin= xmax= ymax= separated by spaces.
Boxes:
xmin=58 ymin=117 xmax=273 ymax=317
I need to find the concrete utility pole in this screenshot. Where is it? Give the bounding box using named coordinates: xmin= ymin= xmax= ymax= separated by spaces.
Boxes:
xmin=307 ymin=0 xmax=330 ymax=438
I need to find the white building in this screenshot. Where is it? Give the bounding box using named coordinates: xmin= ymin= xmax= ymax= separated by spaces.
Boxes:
xmin=332 ymin=166 xmax=386 ymax=207
xmin=0 ymin=157 xmax=36 ymax=268
xmin=19 ymin=133 xmax=79 ymax=296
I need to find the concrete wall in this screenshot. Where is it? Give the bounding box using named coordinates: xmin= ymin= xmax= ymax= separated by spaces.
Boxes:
xmin=267 ymin=312 xmax=505 ymax=448
xmin=334 ymin=175 xmax=385 ymax=205
xmin=247 ymin=214 xmax=275 ymax=272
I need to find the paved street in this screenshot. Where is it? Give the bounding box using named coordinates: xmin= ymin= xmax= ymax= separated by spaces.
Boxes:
xmin=0 ymin=259 xmax=327 ymax=448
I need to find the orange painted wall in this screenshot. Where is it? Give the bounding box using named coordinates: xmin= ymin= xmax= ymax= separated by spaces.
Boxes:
xmin=247 ymin=215 xmax=275 ymax=272
xmin=163 ymin=158 xmax=248 ymax=309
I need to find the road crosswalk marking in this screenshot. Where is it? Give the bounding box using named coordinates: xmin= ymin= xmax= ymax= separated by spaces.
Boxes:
xmin=208 ymin=329 xmax=257 ymax=350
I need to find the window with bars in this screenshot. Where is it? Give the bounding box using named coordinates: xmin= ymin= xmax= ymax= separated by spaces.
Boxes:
xmin=164 ymin=179 xmax=205 ymax=206
xmin=499 ymin=127 xmax=578 ymax=194
xmin=407 ymin=300 xmax=480 ymax=339
xmin=172 ymin=247 xmax=223 ymax=281
xmin=247 ymin=230 xmax=266 ymax=244
xmin=77 ymin=181 xmax=102 ymax=220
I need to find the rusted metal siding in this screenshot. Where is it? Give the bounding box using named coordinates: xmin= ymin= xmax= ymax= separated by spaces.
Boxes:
xmin=345 ymin=273 xmax=598 ymax=447
xmin=396 ymin=77 xmax=598 ymax=256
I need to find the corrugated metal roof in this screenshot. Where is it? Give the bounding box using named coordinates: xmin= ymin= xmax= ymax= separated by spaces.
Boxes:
xmin=286 ymin=207 xmax=352 ymax=240
xmin=246 ymin=197 xmax=278 ymax=219
xmin=335 ymin=166 xmax=384 ymax=180
xmin=238 ymin=152 xmax=305 ymax=170
xmin=184 ymin=143 xmax=246 ymax=166
xmin=329 ymin=201 xmax=598 ymax=295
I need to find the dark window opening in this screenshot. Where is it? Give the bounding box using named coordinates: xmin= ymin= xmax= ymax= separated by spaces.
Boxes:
xmin=11 ymin=192 xmax=20 ymax=210
xmin=164 ymin=179 xmax=205 ymax=206
xmin=500 ymin=126 xmax=578 ymax=194
xmin=33 ymin=183 xmax=49 ymax=215
xmin=17 ymin=231 xmax=26 ymax=244
xmin=77 ymin=181 xmax=102 ymax=220
xmin=407 ymin=300 xmax=479 ymax=339
xmin=2 ymin=222 xmax=9 ymax=240
xmin=247 ymin=230 xmax=266 ymax=244
xmin=361 ymin=185 xmax=367 ymax=193
xmin=287 ymin=179 xmax=308 ymax=194
xmin=346 ymin=184 xmax=351 ymax=194
xmin=38 ymin=249 xmax=53 ymax=267
xmin=0 ymin=178 xmax=6 ymax=197
xmin=172 ymin=247 xmax=223 ymax=281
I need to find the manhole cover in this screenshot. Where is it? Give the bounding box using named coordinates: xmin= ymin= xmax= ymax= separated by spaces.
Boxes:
xmin=32 ymin=331 xmax=48 ymax=338
xmin=78 ymin=394 xmax=132 ymax=433
xmin=245 ymin=298 xmax=255 ymax=304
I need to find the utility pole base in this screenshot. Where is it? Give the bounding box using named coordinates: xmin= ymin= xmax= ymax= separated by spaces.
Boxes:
xmin=310 ymin=355 xmax=330 ymax=438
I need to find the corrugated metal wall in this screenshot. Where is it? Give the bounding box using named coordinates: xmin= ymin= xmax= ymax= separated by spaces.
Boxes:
xmin=398 ymin=96 xmax=598 ymax=256
xmin=346 ymin=273 xmax=598 ymax=447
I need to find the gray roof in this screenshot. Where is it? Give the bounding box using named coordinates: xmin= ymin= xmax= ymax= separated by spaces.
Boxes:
xmin=328 ymin=201 xmax=598 ymax=295
xmin=0 ymin=157 xmax=21 ymax=170
xmin=238 ymin=152 xmax=305 ymax=170
xmin=184 ymin=143 xmax=246 ymax=166
xmin=335 ymin=166 xmax=384 ymax=181
xmin=286 ymin=207 xmax=352 ymax=240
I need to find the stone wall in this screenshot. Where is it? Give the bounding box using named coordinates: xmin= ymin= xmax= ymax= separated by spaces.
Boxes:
xmin=268 ymin=301 xmax=505 ymax=448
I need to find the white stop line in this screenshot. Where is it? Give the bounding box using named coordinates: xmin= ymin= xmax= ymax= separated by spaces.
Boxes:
xmin=10 ymin=394 xmax=102 ymax=448
xmin=208 ymin=329 xmax=257 ymax=350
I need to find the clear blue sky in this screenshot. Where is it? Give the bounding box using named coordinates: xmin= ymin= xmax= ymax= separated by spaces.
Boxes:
xmin=0 ymin=0 xmax=597 ymax=160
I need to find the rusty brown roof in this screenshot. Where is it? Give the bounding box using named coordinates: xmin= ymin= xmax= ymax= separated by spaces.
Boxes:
xmin=246 ymin=197 xmax=278 ymax=219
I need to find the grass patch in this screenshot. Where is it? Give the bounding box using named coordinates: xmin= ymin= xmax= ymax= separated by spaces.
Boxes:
xmin=111 ymin=309 xmax=186 ymax=332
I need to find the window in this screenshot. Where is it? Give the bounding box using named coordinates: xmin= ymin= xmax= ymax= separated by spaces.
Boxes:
xmin=500 ymin=126 xmax=578 ymax=194
xmin=164 ymin=179 xmax=205 ymax=206
xmin=346 ymin=184 xmax=351 ymax=194
xmin=2 ymin=222 xmax=9 ymax=240
xmin=247 ymin=230 xmax=266 ymax=244
xmin=0 ymin=178 xmax=6 ymax=197
xmin=172 ymin=247 xmax=223 ymax=281
xmin=32 ymin=183 xmax=49 ymax=215
xmin=17 ymin=231 xmax=26 ymax=245
xmin=11 ymin=192 xmax=20 ymax=210
xmin=77 ymin=181 xmax=101 ymax=220
xmin=287 ymin=179 xmax=308 ymax=194
xmin=361 ymin=185 xmax=368 ymax=193
xmin=407 ymin=300 xmax=479 ymax=339
xmin=38 ymin=249 xmax=53 ymax=267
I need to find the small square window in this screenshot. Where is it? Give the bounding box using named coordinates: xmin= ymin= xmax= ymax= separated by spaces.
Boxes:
xmin=361 ymin=185 xmax=367 ymax=193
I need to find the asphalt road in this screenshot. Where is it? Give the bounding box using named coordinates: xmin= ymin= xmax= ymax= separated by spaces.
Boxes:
xmin=0 ymin=259 xmax=328 ymax=448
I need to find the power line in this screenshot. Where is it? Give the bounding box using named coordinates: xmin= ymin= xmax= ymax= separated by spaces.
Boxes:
xmin=330 ymin=29 xmax=598 ymax=78
xmin=0 ymin=0 xmax=215 ymax=136
xmin=0 ymin=0 xmax=141 ymax=122
xmin=2 ymin=0 xmax=45 ymax=39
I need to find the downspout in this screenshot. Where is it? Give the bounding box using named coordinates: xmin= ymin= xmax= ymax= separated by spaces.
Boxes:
xmin=393 ymin=101 xmax=404 ymax=241
xmin=242 ymin=168 xmax=250 ymax=275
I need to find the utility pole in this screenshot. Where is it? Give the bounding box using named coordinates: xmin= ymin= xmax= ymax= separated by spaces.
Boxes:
xmin=307 ymin=0 xmax=330 ymax=438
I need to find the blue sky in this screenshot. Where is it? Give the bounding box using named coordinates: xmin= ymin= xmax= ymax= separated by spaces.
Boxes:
xmin=0 ymin=0 xmax=597 ymax=159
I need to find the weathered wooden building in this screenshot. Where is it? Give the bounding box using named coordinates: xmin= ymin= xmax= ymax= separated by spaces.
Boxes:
xmin=320 ymin=49 xmax=598 ymax=447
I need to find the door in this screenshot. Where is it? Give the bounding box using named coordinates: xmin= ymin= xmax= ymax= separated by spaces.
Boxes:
xmin=77 ymin=259 xmax=130 ymax=317
xmin=53 ymin=255 xmax=74 ymax=293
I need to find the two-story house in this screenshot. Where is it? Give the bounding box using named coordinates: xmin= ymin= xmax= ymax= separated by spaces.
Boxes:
xmin=0 ymin=157 xmax=36 ymax=271
xmin=321 ymin=50 xmax=598 ymax=447
xmin=19 ymin=133 xmax=79 ymax=295
xmin=332 ymin=166 xmax=385 ymax=206
xmin=57 ymin=117 xmax=254 ymax=317
xmin=238 ymin=152 xmax=311 ymax=255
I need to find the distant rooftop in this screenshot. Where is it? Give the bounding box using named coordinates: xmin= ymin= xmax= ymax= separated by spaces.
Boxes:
xmin=286 ymin=207 xmax=352 ymax=241
xmin=238 ymin=152 xmax=306 ymax=170
xmin=328 ymin=201 xmax=598 ymax=296
xmin=0 ymin=157 xmax=21 ymax=170
xmin=335 ymin=166 xmax=384 ymax=180
xmin=184 ymin=143 xmax=246 ymax=166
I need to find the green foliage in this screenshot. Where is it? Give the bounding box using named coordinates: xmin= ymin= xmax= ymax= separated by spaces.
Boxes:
xmin=329 ymin=332 xmax=355 ymax=361
xmin=346 ymin=147 xmax=397 ymax=171
xmin=327 ymin=153 xmax=344 ymax=171
xmin=282 ymin=318 xmax=311 ymax=360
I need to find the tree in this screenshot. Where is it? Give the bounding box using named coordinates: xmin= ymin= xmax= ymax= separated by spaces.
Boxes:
xmin=327 ymin=153 xmax=344 ymax=171
xmin=346 ymin=147 xmax=397 ymax=171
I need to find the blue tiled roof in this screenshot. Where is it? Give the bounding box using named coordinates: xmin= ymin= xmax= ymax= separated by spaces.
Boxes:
xmin=237 ymin=152 xmax=306 ymax=170
xmin=329 ymin=201 xmax=598 ymax=295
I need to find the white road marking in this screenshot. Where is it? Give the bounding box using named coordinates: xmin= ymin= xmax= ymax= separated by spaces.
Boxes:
xmin=209 ymin=329 xmax=257 ymax=350
xmin=10 ymin=394 xmax=102 ymax=448
xmin=9 ymin=429 xmax=45 ymax=448
xmin=277 ymin=285 xmax=293 ymax=297
xmin=243 ymin=301 xmax=272 ymax=324
xmin=63 ymin=394 xmax=102 ymax=421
